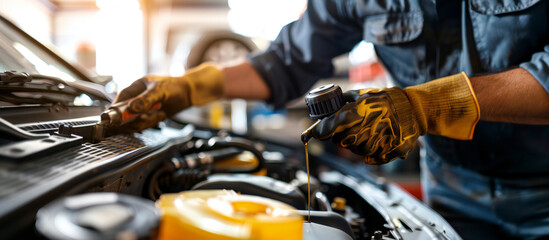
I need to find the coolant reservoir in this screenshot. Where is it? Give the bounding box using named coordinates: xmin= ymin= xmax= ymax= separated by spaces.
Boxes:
xmin=156 ymin=190 xmax=303 ymax=240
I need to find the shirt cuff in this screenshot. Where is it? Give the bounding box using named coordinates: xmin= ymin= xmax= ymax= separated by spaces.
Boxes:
xmin=519 ymin=45 xmax=549 ymax=94
xmin=248 ymin=51 xmax=308 ymax=109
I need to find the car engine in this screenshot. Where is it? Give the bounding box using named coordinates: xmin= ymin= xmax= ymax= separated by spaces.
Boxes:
xmin=0 ymin=115 xmax=461 ymax=240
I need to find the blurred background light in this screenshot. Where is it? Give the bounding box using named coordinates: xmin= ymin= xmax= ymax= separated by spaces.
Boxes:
xmin=349 ymin=41 xmax=376 ymax=66
xmin=227 ymin=0 xmax=307 ymax=40
xmin=94 ymin=0 xmax=144 ymax=90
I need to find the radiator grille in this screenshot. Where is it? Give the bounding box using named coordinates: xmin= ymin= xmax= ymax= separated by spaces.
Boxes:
xmin=16 ymin=116 xmax=100 ymax=133
xmin=0 ymin=134 xmax=145 ymax=199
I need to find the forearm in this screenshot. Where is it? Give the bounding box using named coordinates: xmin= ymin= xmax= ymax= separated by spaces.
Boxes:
xmin=471 ymin=68 xmax=549 ymax=124
xmin=220 ymin=60 xmax=271 ymax=100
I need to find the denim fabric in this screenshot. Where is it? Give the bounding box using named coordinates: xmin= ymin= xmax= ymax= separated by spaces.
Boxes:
xmin=422 ymin=147 xmax=549 ymax=239
xmin=248 ymin=0 xmax=549 ymax=176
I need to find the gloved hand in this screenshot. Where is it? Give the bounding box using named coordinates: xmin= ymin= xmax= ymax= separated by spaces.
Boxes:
xmin=312 ymin=72 xmax=480 ymax=165
xmin=112 ymin=62 xmax=224 ymax=130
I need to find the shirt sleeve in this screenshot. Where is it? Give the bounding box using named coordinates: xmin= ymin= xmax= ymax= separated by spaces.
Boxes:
xmin=520 ymin=45 xmax=549 ymax=94
xmin=248 ymin=0 xmax=365 ymax=108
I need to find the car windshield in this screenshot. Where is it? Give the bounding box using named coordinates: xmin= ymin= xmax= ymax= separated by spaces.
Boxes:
xmin=0 ymin=18 xmax=83 ymax=82
xmin=0 ymin=18 xmax=114 ymax=107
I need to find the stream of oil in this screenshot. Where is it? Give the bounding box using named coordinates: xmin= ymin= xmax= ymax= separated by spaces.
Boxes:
xmin=301 ymin=119 xmax=320 ymax=224
xmin=304 ymin=142 xmax=311 ymax=223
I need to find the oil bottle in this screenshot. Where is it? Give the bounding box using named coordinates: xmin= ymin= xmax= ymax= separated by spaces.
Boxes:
xmin=300 ymin=84 xmax=345 ymax=222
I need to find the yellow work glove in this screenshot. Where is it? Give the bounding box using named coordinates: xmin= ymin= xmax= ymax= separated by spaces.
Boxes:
xmin=312 ymin=72 xmax=480 ymax=164
xmin=113 ymin=62 xmax=224 ymax=130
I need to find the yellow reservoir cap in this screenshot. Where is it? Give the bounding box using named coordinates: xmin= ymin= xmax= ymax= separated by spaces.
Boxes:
xmin=213 ymin=151 xmax=267 ymax=176
xmin=156 ymin=190 xmax=303 ymax=240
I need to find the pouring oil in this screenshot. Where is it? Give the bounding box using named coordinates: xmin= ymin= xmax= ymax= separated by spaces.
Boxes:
xmin=304 ymin=141 xmax=311 ymax=223
xmin=302 ymin=84 xmax=344 ymax=224
xmin=301 ymin=119 xmax=321 ymax=223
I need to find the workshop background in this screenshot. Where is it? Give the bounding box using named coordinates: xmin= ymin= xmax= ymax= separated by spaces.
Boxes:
xmin=0 ymin=0 xmax=421 ymax=199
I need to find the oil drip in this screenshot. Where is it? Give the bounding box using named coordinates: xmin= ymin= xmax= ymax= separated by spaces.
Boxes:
xmin=304 ymin=141 xmax=310 ymax=222
xmin=301 ymin=119 xmax=321 ymax=223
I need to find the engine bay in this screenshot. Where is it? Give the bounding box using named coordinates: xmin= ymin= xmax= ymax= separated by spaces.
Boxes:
xmin=0 ymin=114 xmax=460 ymax=240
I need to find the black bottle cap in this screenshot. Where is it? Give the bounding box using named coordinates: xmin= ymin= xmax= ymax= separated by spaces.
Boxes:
xmin=305 ymin=84 xmax=344 ymax=120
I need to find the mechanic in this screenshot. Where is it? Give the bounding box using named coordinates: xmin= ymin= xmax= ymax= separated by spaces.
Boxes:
xmin=114 ymin=0 xmax=549 ymax=239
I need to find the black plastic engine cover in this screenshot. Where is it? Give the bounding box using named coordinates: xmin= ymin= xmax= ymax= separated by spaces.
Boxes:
xmin=192 ymin=174 xmax=306 ymax=210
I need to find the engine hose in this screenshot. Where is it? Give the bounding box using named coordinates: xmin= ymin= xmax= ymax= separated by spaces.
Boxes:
xmin=146 ymin=163 xmax=174 ymax=201
xmin=172 ymin=168 xmax=208 ymax=190
xmin=146 ymin=162 xmax=210 ymax=201
xmin=179 ymin=136 xmax=266 ymax=174
xmin=205 ymin=136 xmax=266 ymax=174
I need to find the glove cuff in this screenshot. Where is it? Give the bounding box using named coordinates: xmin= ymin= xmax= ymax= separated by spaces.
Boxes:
xmin=184 ymin=62 xmax=225 ymax=106
xmin=404 ymin=72 xmax=480 ymax=140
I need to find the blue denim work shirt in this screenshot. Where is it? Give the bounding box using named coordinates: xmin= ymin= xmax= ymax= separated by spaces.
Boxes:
xmin=249 ymin=0 xmax=549 ymax=177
